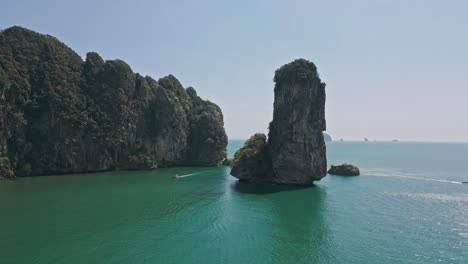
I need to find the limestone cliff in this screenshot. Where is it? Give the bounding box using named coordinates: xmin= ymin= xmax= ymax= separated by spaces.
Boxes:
xmin=230 ymin=59 xmax=327 ymax=185
xmin=0 ymin=26 xmax=227 ymax=178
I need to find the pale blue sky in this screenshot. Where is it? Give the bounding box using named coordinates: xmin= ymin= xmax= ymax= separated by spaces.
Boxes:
xmin=2 ymin=0 xmax=467 ymax=141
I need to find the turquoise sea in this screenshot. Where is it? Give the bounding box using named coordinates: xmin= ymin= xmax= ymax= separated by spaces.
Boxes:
xmin=0 ymin=141 xmax=467 ymax=264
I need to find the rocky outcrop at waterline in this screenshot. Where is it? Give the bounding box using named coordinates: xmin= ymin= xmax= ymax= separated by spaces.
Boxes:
xmin=230 ymin=59 xmax=327 ymax=185
xmin=0 ymin=26 xmax=227 ymax=178
xmin=328 ymin=164 xmax=360 ymax=176
xmin=230 ymin=133 xmax=272 ymax=181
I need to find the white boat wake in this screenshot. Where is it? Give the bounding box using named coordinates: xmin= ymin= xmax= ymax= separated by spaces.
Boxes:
xmin=174 ymin=172 xmax=203 ymax=178
xmin=363 ymin=171 xmax=463 ymax=184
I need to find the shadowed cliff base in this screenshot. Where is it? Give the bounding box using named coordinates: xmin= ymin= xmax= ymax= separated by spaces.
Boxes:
xmin=230 ymin=59 xmax=327 ymax=185
xmin=0 ymin=26 xmax=227 ymax=178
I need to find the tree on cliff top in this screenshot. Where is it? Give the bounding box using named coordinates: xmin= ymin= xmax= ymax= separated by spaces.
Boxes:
xmin=274 ymin=58 xmax=320 ymax=83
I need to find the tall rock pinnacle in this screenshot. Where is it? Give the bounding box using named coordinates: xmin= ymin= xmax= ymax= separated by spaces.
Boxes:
xmin=230 ymin=59 xmax=327 ymax=185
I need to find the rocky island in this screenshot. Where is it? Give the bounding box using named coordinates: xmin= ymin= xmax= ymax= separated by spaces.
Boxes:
xmin=0 ymin=26 xmax=227 ymax=179
xmin=230 ymin=59 xmax=327 ymax=185
xmin=328 ymin=164 xmax=360 ymax=176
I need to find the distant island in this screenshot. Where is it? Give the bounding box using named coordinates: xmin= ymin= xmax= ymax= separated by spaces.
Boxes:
xmin=323 ymin=133 xmax=332 ymax=142
xmin=0 ymin=27 xmax=227 ymax=179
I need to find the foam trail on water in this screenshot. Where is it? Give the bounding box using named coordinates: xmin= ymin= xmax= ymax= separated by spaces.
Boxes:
xmin=363 ymin=171 xmax=462 ymax=184
xmin=176 ymin=172 xmax=203 ymax=178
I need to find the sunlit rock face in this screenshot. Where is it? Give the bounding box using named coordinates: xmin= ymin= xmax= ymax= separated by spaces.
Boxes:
xmin=231 ymin=59 xmax=327 ymax=185
xmin=0 ymin=26 xmax=227 ymax=177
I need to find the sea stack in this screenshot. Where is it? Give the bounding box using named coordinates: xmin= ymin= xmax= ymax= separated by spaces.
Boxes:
xmin=231 ymin=59 xmax=327 ymax=185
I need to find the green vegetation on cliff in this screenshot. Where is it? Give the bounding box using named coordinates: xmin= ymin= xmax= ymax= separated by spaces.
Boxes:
xmin=273 ymin=58 xmax=320 ymax=83
xmin=0 ymin=26 xmax=227 ymax=177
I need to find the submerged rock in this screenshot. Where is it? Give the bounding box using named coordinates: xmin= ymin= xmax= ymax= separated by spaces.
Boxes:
xmin=328 ymin=164 xmax=360 ymax=176
xmin=230 ymin=59 xmax=327 ymax=185
xmin=0 ymin=26 xmax=227 ymax=177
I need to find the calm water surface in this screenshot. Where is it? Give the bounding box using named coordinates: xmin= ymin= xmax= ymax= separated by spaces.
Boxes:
xmin=0 ymin=141 xmax=467 ymax=264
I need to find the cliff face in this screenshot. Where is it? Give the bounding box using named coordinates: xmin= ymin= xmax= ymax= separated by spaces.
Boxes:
xmin=230 ymin=59 xmax=327 ymax=185
xmin=0 ymin=26 xmax=227 ymax=178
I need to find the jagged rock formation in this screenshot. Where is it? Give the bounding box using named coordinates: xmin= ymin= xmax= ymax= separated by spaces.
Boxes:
xmin=230 ymin=59 xmax=327 ymax=185
xmin=328 ymin=164 xmax=360 ymax=176
xmin=0 ymin=26 xmax=227 ymax=178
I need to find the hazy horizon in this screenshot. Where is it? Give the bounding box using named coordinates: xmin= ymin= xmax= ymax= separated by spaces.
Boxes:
xmin=2 ymin=0 xmax=467 ymax=142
